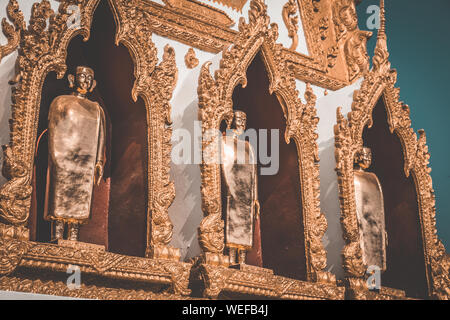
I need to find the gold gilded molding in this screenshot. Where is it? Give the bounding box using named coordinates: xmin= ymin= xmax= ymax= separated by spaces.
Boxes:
xmin=0 ymin=238 xmax=28 ymax=275
xmin=334 ymin=1 xmax=449 ymax=300
xmin=0 ymin=238 xmax=192 ymax=296
xmin=109 ymin=0 xmax=179 ymax=260
xmin=207 ymin=0 xmax=249 ymax=12
xmin=282 ymin=0 xmax=299 ymax=51
xmin=185 ymin=47 xmax=199 ymax=69
xmin=163 ymin=0 xmax=235 ymax=28
xmin=194 ymin=263 xmax=344 ymax=299
xmin=0 ymin=275 xmax=191 ymax=300
xmin=197 ymin=0 xmax=333 ymax=287
xmin=129 ymin=0 xmax=237 ymax=53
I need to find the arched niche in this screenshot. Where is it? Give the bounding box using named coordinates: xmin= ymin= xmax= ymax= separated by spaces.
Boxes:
xmin=0 ymin=0 xmax=193 ymax=297
xmin=335 ymin=52 xmax=449 ymax=299
xmin=230 ymin=52 xmax=307 ymax=280
xmin=196 ymin=1 xmax=334 ymax=296
xmin=362 ymin=96 xmax=428 ymax=298
xmin=30 ymin=0 xmax=148 ymax=257
xmin=0 ymin=0 xmax=180 ymax=261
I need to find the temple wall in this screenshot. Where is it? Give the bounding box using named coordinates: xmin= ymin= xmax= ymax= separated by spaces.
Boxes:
xmin=0 ymin=0 xmax=363 ymax=280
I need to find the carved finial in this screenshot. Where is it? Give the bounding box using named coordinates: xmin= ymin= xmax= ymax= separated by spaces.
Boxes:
xmin=378 ymin=0 xmax=386 ymax=40
xmin=282 ymin=0 xmax=299 ymax=51
xmin=184 ymin=48 xmax=199 ymax=69
xmin=372 ymin=0 xmax=390 ymax=72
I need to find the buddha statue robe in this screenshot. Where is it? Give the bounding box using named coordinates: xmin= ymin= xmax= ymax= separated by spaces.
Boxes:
xmin=45 ymin=94 xmax=106 ymax=223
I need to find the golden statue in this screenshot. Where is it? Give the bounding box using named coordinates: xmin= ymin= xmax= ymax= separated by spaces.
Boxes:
xmin=45 ymin=66 xmax=106 ymax=242
xmin=221 ymin=111 xmax=260 ymax=265
xmin=353 ymin=147 xmax=387 ymax=271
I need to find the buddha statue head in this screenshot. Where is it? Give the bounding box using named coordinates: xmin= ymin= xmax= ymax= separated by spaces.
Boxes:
xmin=68 ymin=66 xmax=97 ymax=97
xmin=355 ymin=147 xmax=372 ymax=170
xmin=234 ymin=111 xmax=247 ymax=134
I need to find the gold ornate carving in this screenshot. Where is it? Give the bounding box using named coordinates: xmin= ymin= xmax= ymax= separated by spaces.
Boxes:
xmin=0 ymin=145 xmax=32 ymax=227
xmin=195 ymin=263 xmax=345 ymax=299
xmin=17 ymin=240 xmax=191 ymax=295
xmin=0 ymin=238 xmax=28 ymax=275
xmin=184 ymin=47 xmax=199 ymax=69
xmin=0 ymin=237 xmax=192 ymax=296
xmin=0 ymin=0 xmax=24 ymax=63
xmin=0 ymin=222 xmax=28 ymax=241
xmin=99 ymin=0 xmax=362 ymax=90
xmin=331 ymin=0 xmax=372 ymax=81
xmin=282 ymin=0 xmax=299 ymax=51
xmin=197 ymin=0 xmax=332 ymax=286
xmin=109 ymin=0 xmax=179 ymax=260
xmin=206 ymin=0 xmax=249 ymax=12
xmin=125 ymin=0 xmax=237 ymax=53
xmin=318 ymin=16 xmax=329 ymax=41
xmin=335 ymin=1 xmax=449 ymax=299
xmin=0 ymin=275 xmax=191 ymax=300
xmin=297 ymin=0 xmax=326 ymax=67
xmin=283 ymin=48 xmax=348 ymax=90
xmin=163 ymin=0 xmax=235 ymax=28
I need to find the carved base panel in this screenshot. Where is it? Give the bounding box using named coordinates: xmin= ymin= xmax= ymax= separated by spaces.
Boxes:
xmin=0 ymin=239 xmax=192 ymax=297
xmin=345 ymin=287 xmax=412 ymax=300
xmin=0 ymin=273 xmax=192 ymax=300
xmin=194 ymin=263 xmax=345 ymax=300
xmin=343 ymin=278 xmax=413 ymax=300
xmin=0 ymin=223 xmax=29 ymax=241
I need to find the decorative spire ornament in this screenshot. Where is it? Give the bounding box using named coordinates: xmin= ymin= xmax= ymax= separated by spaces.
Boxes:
xmin=372 ymin=0 xmax=390 ymax=73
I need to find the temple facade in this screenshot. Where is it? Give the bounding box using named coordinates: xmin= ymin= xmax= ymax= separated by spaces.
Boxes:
xmin=0 ymin=0 xmax=447 ymax=300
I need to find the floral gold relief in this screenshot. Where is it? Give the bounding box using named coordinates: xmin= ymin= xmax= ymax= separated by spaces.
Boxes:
xmin=184 ymin=47 xmax=199 ymax=69
xmin=282 ymin=0 xmax=299 ymax=51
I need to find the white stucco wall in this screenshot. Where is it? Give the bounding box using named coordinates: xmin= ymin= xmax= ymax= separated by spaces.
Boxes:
xmin=0 ymin=0 xmax=361 ymax=282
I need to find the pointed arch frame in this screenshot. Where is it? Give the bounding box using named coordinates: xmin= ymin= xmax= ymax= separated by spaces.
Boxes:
xmin=196 ymin=1 xmax=337 ymax=296
xmin=334 ymin=2 xmax=449 ymax=299
xmin=0 ymin=0 xmax=192 ymax=298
